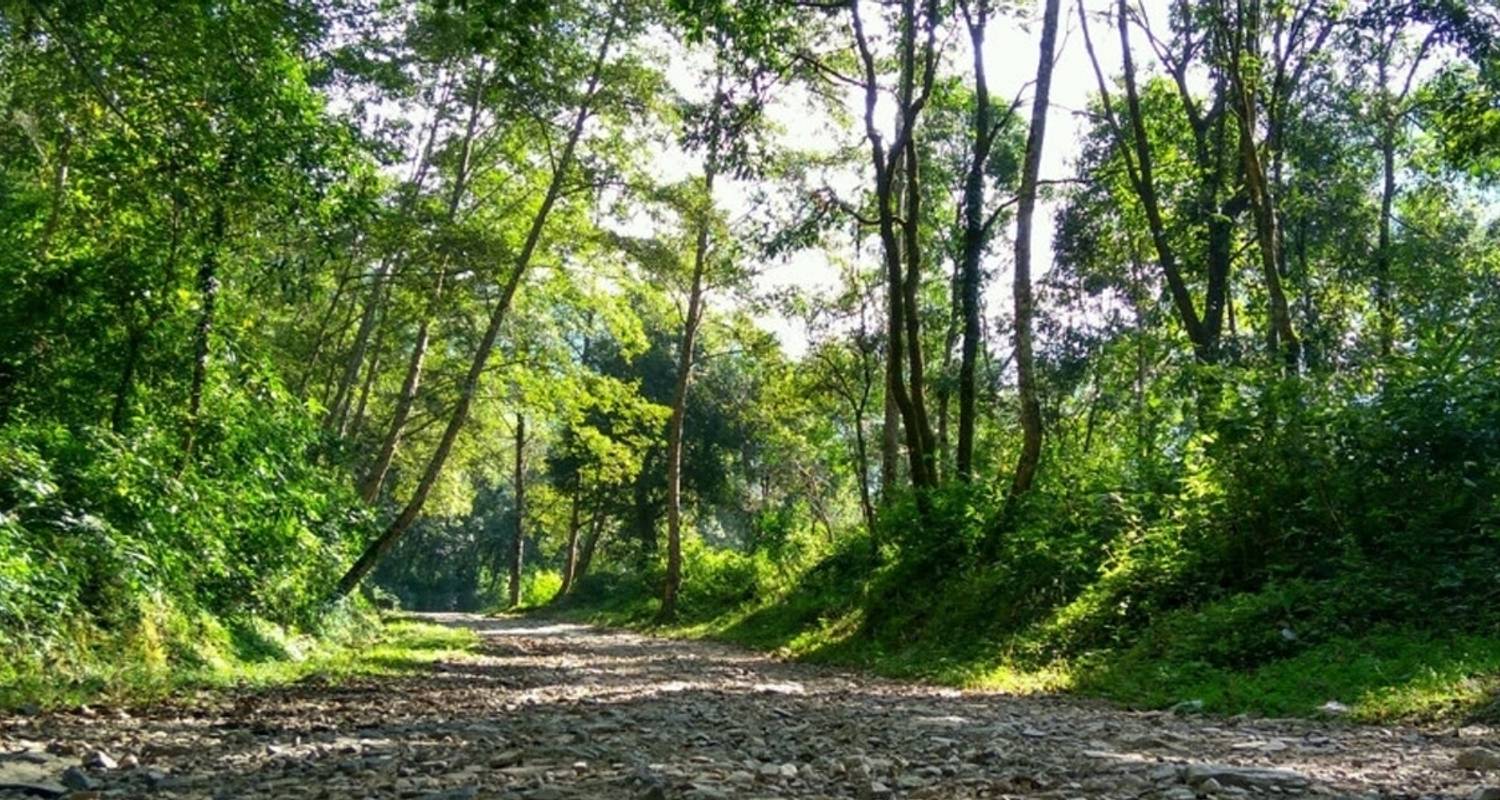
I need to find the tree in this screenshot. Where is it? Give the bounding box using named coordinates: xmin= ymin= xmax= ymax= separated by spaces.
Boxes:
xmin=1008 ymin=0 xmax=1062 ymax=497
xmin=334 ymin=6 xmax=623 ymax=598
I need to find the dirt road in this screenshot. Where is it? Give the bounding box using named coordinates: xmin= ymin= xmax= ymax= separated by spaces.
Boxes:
xmin=3 ymin=614 xmax=1497 ymax=798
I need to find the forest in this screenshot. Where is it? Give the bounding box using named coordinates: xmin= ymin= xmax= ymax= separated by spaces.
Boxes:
xmin=2 ymin=0 xmax=1499 ymax=723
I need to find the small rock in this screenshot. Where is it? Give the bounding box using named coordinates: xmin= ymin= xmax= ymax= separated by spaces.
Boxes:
xmin=424 ymin=789 xmax=478 ymax=800
xmin=896 ymin=773 xmax=928 ymax=789
xmin=1164 ymin=788 xmax=1197 ymax=800
xmin=1469 ymin=788 xmax=1500 ymax=800
xmin=1319 ymin=700 xmax=1350 ymax=715
xmin=82 ymin=750 xmax=116 ymax=771
xmin=1172 ymin=699 xmax=1206 ymax=715
xmin=1184 ymin=764 xmax=1310 ymax=790
xmin=778 ymin=763 xmax=798 ymax=779
xmin=61 ymin=767 xmax=96 ymax=792
xmin=862 ymin=780 xmax=892 ymax=799
xmin=1458 ymin=749 xmax=1500 ymax=772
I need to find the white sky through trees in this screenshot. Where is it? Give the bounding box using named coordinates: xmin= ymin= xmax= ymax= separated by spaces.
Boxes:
xmin=724 ymin=0 xmax=1175 ymax=356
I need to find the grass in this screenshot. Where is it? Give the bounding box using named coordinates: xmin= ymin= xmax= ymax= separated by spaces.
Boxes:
xmin=549 ymin=564 xmax=1500 ymax=726
xmin=0 ymin=612 xmax=481 ymax=712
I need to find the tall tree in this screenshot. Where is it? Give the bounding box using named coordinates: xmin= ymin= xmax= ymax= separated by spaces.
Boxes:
xmin=1009 ymin=0 xmax=1062 ymax=497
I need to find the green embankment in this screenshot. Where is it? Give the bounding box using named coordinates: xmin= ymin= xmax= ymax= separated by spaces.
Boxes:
xmin=0 ymin=612 xmax=479 ymax=711
xmin=553 ymin=531 xmax=1500 ymax=725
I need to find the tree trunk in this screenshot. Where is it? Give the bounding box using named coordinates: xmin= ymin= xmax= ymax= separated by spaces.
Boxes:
xmin=326 ymin=259 xmax=391 ymax=434
xmin=900 ymin=140 xmax=938 ymax=485
xmin=356 ymin=66 xmax=489 ymax=501
xmin=956 ymin=0 xmax=993 ymax=481
xmin=182 ymin=199 xmax=226 ymax=461
xmin=1229 ymin=22 xmax=1299 ymax=371
xmin=333 ymin=21 xmax=616 ymax=600
xmin=660 ymin=157 xmax=716 ymax=622
xmin=850 ymin=0 xmax=938 ymax=494
xmin=1376 ymin=37 xmax=1397 ymax=358
xmin=881 ymin=340 xmax=901 ymax=502
xmin=359 ymin=275 xmax=440 ymax=503
xmin=110 ymin=324 xmax=145 ymax=434
xmin=574 ymin=510 xmax=605 ymax=587
xmin=508 ymin=413 xmax=525 ymax=607
xmin=1080 ymin=0 xmax=1218 ymax=363
xmin=1009 ymin=0 xmax=1061 ymax=498
xmin=559 ymin=481 xmax=584 ymax=595
xmin=348 ymin=315 xmax=386 ymax=441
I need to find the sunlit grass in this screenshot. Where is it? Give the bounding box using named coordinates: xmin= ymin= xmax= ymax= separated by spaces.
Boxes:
xmin=552 ymin=587 xmax=1500 ymax=724
xmin=0 ymin=615 xmax=481 ymax=712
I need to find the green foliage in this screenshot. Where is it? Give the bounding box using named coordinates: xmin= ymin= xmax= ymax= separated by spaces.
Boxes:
xmin=0 ymin=379 xmax=370 ymax=677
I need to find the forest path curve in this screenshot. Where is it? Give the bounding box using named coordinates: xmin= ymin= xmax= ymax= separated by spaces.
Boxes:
xmin=3 ymin=613 xmax=1497 ymax=799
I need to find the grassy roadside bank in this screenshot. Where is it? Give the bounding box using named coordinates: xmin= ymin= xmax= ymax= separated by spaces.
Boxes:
xmin=0 ymin=611 xmax=480 ymax=712
xmin=544 ymin=561 xmax=1500 ymax=726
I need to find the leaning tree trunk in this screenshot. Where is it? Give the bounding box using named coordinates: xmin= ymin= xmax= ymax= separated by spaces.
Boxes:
xmin=1230 ymin=29 xmax=1299 ymax=371
xmin=359 ymin=273 xmax=441 ymax=503
xmin=357 ymin=66 xmax=487 ymax=501
xmin=326 ymin=258 xmax=391 ymax=434
xmin=334 ymin=23 xmax=615 ymax=599
xmin=1009 ymin=0 xmax=1061 ymax=499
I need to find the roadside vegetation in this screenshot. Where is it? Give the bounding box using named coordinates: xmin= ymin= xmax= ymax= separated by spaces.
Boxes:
xmin=3 ymin=0 xmax=1496 ymax=721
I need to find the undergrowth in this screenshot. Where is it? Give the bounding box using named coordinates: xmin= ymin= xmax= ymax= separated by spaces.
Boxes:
xmin=554 ymin=366 xmax=1500 ymax=725
xmin=0 ymin=611 xmax=480 ymax=711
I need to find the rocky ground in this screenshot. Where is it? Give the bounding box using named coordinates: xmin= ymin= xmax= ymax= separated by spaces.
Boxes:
xmin=3 ymin=614 xmax=1498 ymax=799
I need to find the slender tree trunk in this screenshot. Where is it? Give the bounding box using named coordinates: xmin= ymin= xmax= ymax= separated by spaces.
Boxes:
xmin=508 ymin=413 xmax=525 ymax=607
xmin=956 ymin=0 xmax=993 ymax=481
xmin=1009 ymin=0 xmax=1061 ymax=498
xmin=35 ymin=134 xmax=70 ymax=262
xmin=110 ymin=324 xmax=145 ymax=433
xmin=357 ymin=66 xmax=487 ymax=500
xmin=182 ymin=199 xmax=226 ymax=461
xmin=574 ymin=510 xmax=605 ymax=587
xmin=333 ymin=22 xmax=615 ymax=599
xmin=359 ymin=273 xmax=441 ymax=503
xmin=660 ymin=156 xmax=717 ymax=622
xmin=1376 ymin=75 xmax=1396 ymax=357
xmin=326 ymin=259 xmax=391 ymax=433
xmin=1080 ymin=0 xmax=1217 ymax=363
xmin=850 ymin=0 xmax=938 ymax=494
xmin=880 ymin=359 xmax=900 ymax=501
xmin=296 ymin=275 xmax=354 ymax=397
xmin=348 ymin=314 xmax=386 ymax=441
xmin=1230 ymin=26 xmax=1299 ymax=371
xmin=900 ymin=140 xmax=938 ymax=485
xmin=559 ymin=481 xmax=584 ymax=595
xmin=325 ymin=76 xmax=453 ymax=433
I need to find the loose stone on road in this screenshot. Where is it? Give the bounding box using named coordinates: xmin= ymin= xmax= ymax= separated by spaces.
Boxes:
xmin=2 ymin=613 xmax=1497 ymax=798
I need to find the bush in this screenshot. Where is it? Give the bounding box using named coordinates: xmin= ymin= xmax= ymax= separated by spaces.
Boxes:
xmin=0 ymin=374 xmax=371 ymax=690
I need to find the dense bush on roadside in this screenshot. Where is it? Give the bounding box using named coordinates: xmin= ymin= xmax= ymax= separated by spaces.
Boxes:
xmin=0 ymin=379 xmax=373 ymax=699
